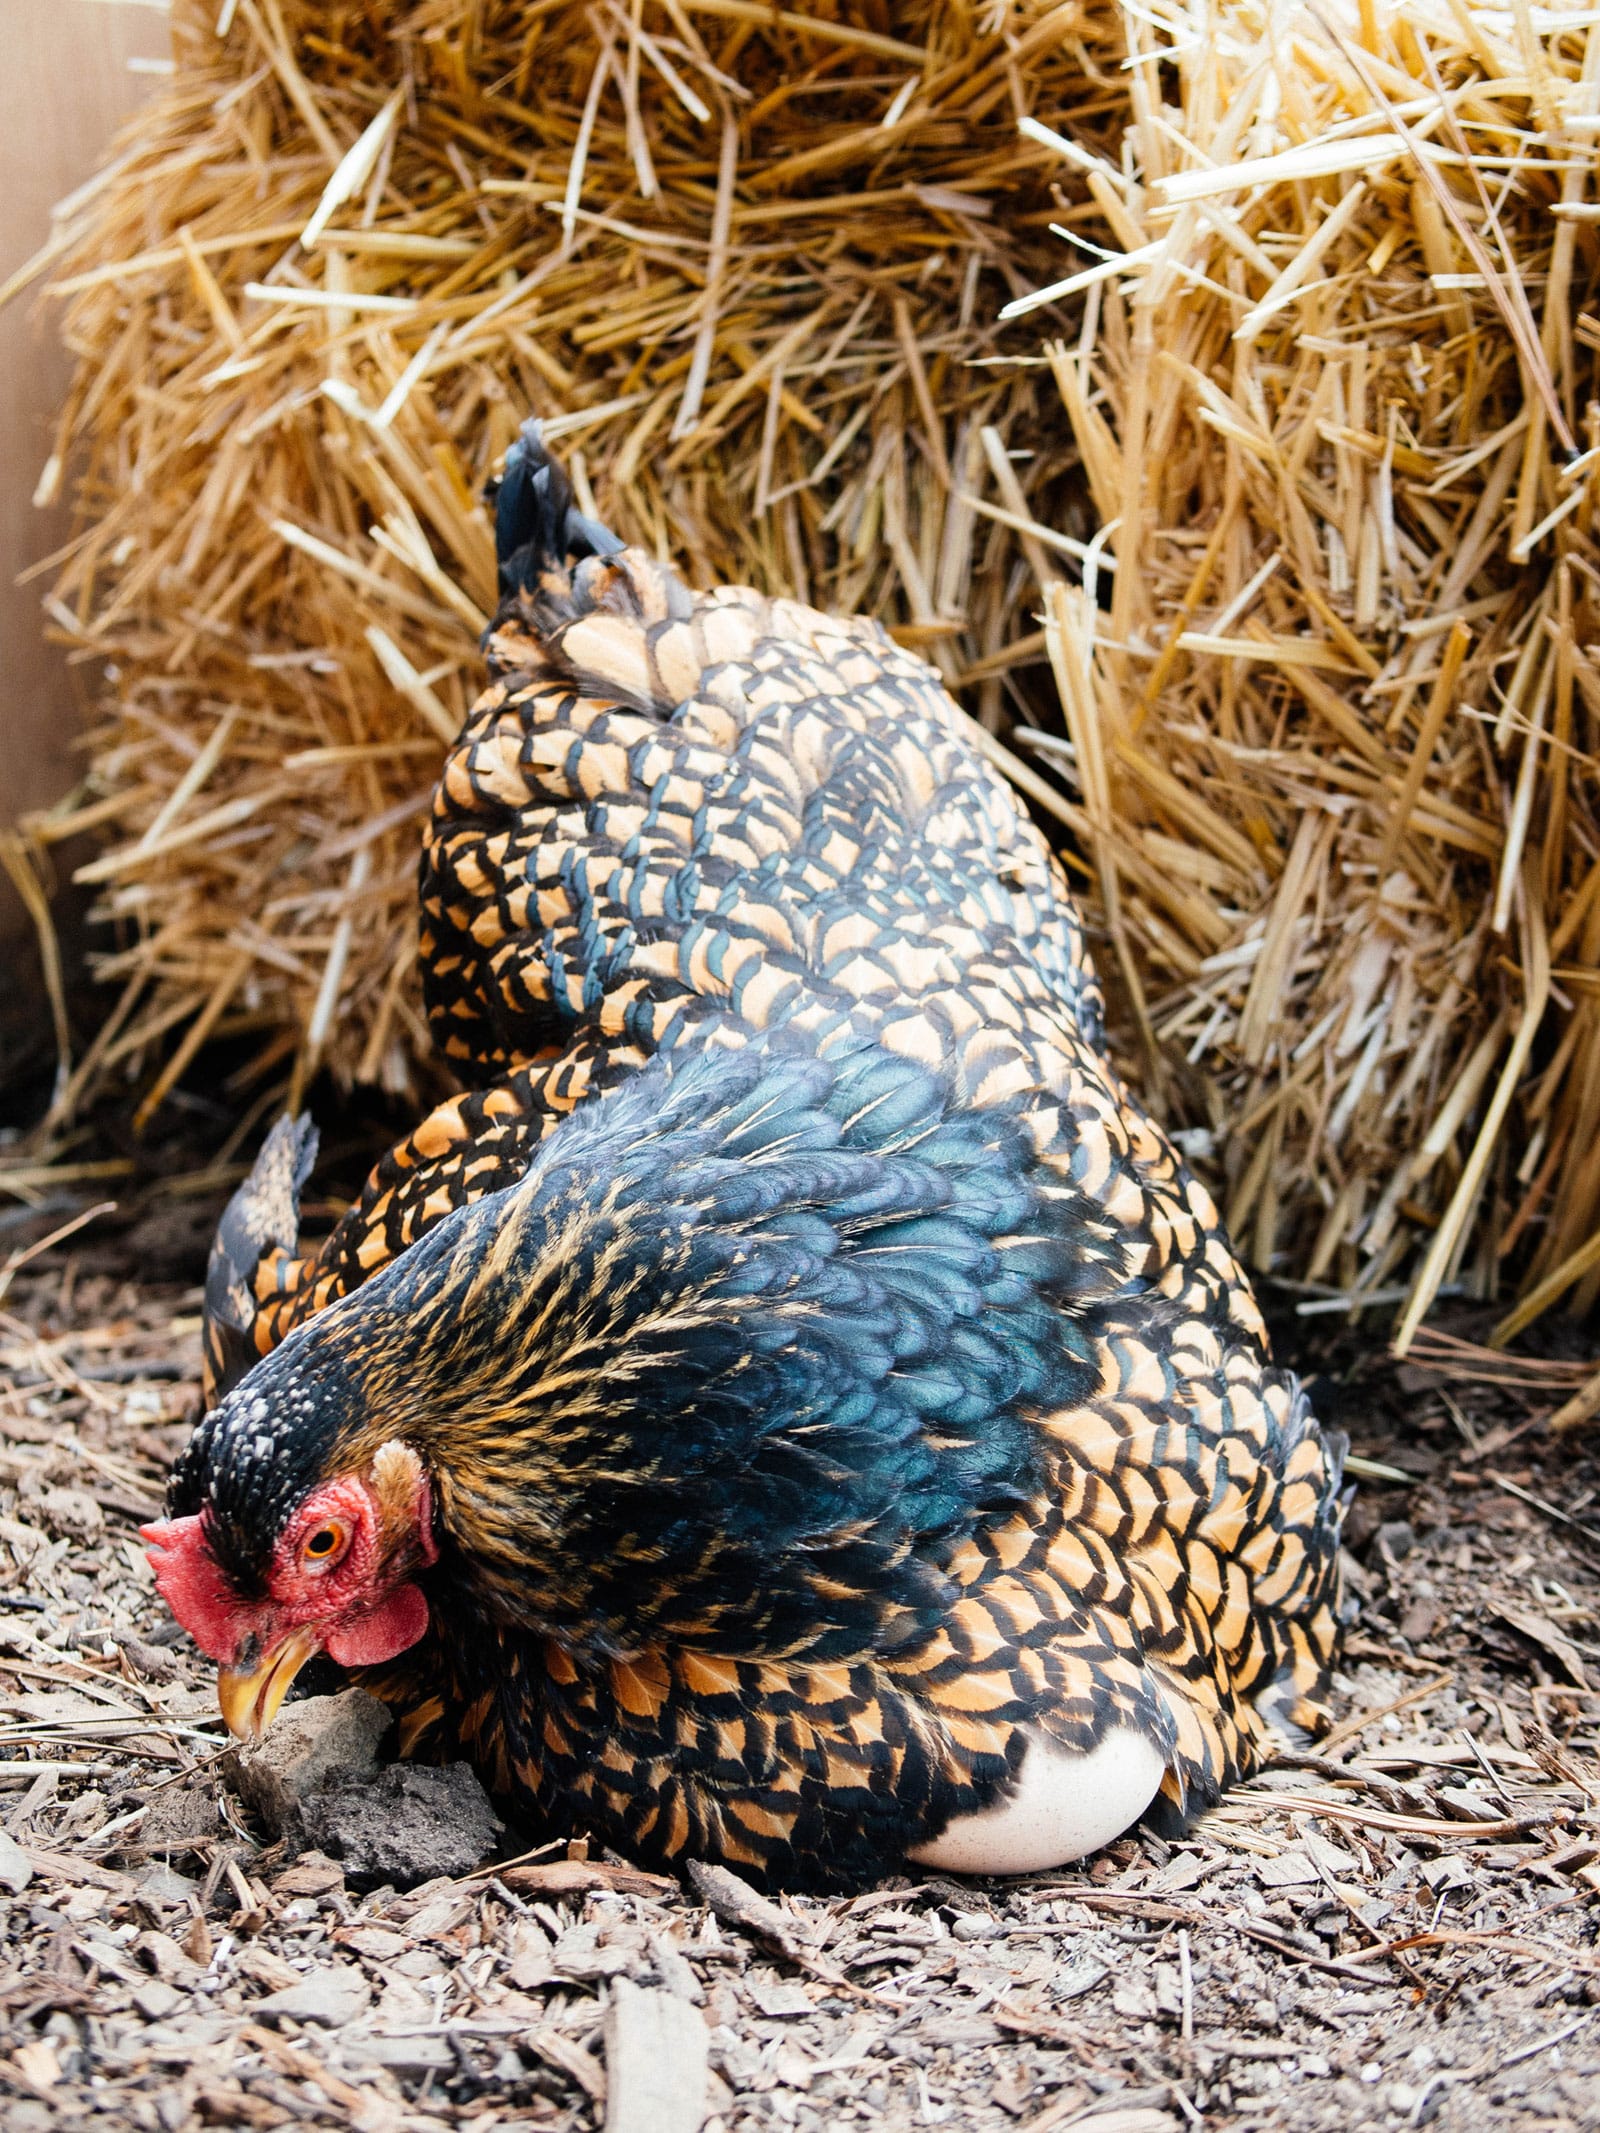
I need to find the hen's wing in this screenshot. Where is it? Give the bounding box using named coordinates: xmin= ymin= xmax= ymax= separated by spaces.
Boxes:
xmin=366 ymin=1283 xmax=1342 ymax=1888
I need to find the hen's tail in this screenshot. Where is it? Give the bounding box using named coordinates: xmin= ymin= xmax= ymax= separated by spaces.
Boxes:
xmin=490 ymin=420 xmax=623 ymax=602
xmin=202 ymin=1113 xmax=318 ymax=1406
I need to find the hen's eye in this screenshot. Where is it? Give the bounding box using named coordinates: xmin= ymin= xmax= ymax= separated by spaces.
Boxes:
xmin=303 ymin=1525 xmax=344 ymax=1562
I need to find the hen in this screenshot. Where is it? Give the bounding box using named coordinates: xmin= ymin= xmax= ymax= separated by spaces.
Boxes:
xmin=146 ymin=423 xmax=1344 ymax=1892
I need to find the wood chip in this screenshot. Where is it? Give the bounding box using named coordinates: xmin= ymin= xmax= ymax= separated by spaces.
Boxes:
xmin=1495 ymin=1606 xmax=1591 ymax=1690
xmin=684 ymin=1859 xmax=807 ymax=1961
xmin=604 ymin=1975 xmax=708 ymax=2133
xmin=500 ymin=1858 xmax=674 ymax=1899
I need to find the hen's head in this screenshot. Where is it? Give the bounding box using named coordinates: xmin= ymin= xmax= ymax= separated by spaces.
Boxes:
xmin=144 ymin=1434 xmax=438 ymax=1739
xmin=150 ymin=1038 xmax=1119 ymax=1740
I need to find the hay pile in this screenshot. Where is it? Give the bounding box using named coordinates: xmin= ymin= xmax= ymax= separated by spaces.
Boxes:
xmin=10 ymin=0 xmax=1600 ymax=1340
xmin=13 ymin=0 xmax=1113 ymax=1126
xmin=1027 ymin=0 xmax=1600 ymax=1343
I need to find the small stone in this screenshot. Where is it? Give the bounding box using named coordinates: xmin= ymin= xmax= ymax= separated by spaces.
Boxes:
xmin=232 ymin=1690 xmax=393 ymax=1839
xmin=36 ymin=1487 xmax=104 ymax=1540
xmin=254 ymin=1963 xmax=371 ymax=2026
xmin=1374 ymin=1520 xmax=1415 ymax=1564
xmin=951 ymin=1914 xmax=1001 ymax=1941
xmin=298 ymin=1762 xmax=501 ymax=1887
xmin=1300 ymin=2055 xmax=1332 ymax=2078
xmin=0 ymin=1827 xmax=36 ymax=1894
xmin=140 ymin=1780 xmax=222 ymax=1855
xmin=136 ymin=1864 xmax=200 ymax=1910
xmin=132 ymin=1980 xmax=184 ymax=2022
xmin=1389 ymin=2082 xmax=1418 ymax=2112
xmin=117 ymin=1635 xmax=178 ymax=1682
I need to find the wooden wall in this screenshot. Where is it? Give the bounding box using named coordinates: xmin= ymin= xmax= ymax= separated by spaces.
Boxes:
xmin=1 ymin=0 xmax=167 ymax=959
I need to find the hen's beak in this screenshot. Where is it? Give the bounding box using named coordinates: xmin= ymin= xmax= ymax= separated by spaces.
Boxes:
xmin=216 ymin=1629 xmax=321 ymax=1742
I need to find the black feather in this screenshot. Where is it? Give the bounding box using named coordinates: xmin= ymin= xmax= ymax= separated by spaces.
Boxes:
xmin=201 ymin=1113 xmax=318 ymax=1404
xmin=490 ymin=418 xmax=623 ymax=601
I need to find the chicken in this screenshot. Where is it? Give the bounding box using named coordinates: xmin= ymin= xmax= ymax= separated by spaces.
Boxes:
xmin=145 ymin=423 xmax=1344 ymax=1892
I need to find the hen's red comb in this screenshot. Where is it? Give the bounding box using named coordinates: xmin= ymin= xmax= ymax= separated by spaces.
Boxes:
xmin=141 ymin=1514 xmax=241 ymax=1662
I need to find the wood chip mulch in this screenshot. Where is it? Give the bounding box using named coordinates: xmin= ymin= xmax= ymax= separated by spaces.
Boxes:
xmin=0 ymin=1261 xmax=1597 ymax=2133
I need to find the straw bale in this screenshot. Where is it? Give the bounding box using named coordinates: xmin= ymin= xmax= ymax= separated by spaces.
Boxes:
xmin=14 ymin=0 xmax=1116 ymax=1115
xmin=1016 ymin=0 xmax=1600 ymax=1341
xmin=11 ymin=0 xmax=1600 ymax=1339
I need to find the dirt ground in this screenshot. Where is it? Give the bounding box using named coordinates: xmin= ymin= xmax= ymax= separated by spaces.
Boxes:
xmin=0 ymin=1244 xmax=1597 ymax=2133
